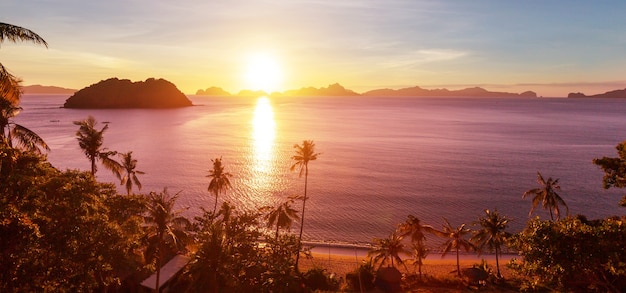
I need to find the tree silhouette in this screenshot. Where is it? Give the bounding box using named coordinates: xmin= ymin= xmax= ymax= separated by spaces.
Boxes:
xmin=119 ymin=151 xmax=144 ymax=195
xmin=73 ymin=116 xmax=122 ymax=177
xmin=523 ymin=172 xmax=568 ymax=221
xmin=0 ymin=100 xmax=49 ymax=153
xmin=593 ymin=141 xmax=626 ymax=206
xmin=143 ymin=189 xmax=190 ymax=293
xmin=261 ymin=198 xmax=300 ymax=240
xmin=437 ymin=218 xmax=475 ymax=277
xmin=290 ymin=140 xmax=320 ymax=271
xmin=368 ymin=232 xmax=409 ymax=270
xmin=0 ymin=22 xmax=47 ymax=106
xmin=207 ymin=157 xmax=232 ymax=215
xmin=0 ymin=23 xmax=48 ymax=153
xmin=397 ymin=215 xmax=436 ymax=277
xmin=471 ymin=209 xmax=510 ymax=278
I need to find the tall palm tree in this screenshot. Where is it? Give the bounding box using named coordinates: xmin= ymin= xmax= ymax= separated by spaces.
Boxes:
xmin=0 ymin=22 xmax=47 ymax=106
xmin=407 ymin=241 xmax=429 ymax=277
xmin=290 ymin=140 xmax=320 ymax=270
xmin=523 ymin=172 xmax=568 ymax=221
xmin=0 ymin=100 xmax=49 ymax=154
xmin=437 ymin=218 xmax=475 ymax=277
xmin=73 ymin=115 xmax=122 ymax=177
xmin=144 ymin=189 xmax=190 ymax=293
xmin=471 ymin=209 xmax=510 ymax=278
xmin=368 ymin=232 xmax=409 ymax=270
xmin=207 ymin=157 xmax=232 ymax=214
xmin=397 ymin=215 xmax=436 ymax=276
xmin=119 ymin=151 xmax=144 ymax=195
xmin=261 ymin=199 xmax=300 ymax=240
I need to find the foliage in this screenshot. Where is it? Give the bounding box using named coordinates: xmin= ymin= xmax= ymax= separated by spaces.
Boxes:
xmin=143 ymin=188 xmax=190 ymax=291
xmin=593 ymin=141 xmax=626 ymax=206
xmin=303 ymin=267 xmax=340 ymax=291
xmin=368 ymin=232 xmax=409 ymax=270
xmin=345 ymin=260 xmax=376 ymax=292
xmin=73 ymin=115 xmax=122 ymax=176
xmin=184 ymin=204 xmax=303 ymax=292
xmin=291 ymin=139 xmax=320 ymax=270
xmin=522 ymin=172 xmax=568 ymax=221
xmin=261 ymin=198 xmax=299 ymax=240
xmin=0 ymin=100 xmax=49 ymax=154
xmin=471 ymin=209 xmax=511 ymax=278
xmin=397 ymin=215 xmax=436 ymax=276
xmin=119 ymin=151 xmax=144 ymax=195
xmin=436 ymin=218 xmax=475 ymax=277
xmin=0 ymin=22 xmax=47 ymax=106
xmin=509 ymin=216 xmax=626 ymax=292
xmin=207 ymin=157 xmax=232 ymax=214
xmin=0 ymin=146 xmax=144 ymax=292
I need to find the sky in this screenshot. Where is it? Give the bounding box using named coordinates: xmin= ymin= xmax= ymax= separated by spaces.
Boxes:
xmin=2 ymin=0 xmax=626 ymax=97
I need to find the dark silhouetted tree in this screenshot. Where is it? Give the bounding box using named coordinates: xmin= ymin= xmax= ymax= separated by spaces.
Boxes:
xmin=471 ymin=209 xmax=510 ymax=278
xmin=523 ymin=172 xmax=568 ymax=221
xmin=119 ymin=151 xmax=144 ymax=195
xmin=290 ymin=140 xmax=320 ymax=270
xmin=74 ymin=116 xmax=122 ymax=177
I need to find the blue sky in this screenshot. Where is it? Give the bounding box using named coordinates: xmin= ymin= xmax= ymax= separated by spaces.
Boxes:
xmin=2 ymin=0 xmax=626 ymax=96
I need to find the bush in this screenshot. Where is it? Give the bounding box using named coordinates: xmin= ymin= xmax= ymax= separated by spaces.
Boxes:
xmin=345 ymin=261 xmax=375 ymax=291
xmin=509 ymin=216 xmax=626 ymax=292
xmin=303 ymin=267 xmax=339 ymax=291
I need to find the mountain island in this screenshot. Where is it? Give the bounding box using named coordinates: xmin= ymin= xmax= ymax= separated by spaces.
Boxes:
xmin=63 ymin=78 xmax=193 ymax=108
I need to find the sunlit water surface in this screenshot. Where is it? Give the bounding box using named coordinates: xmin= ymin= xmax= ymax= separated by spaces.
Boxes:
xmin=16 ymin=95 xmax=626 ymax=246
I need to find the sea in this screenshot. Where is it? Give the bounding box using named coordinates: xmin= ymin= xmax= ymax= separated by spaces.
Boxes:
xmin=15 ymin=94 xmax=626 ymax=247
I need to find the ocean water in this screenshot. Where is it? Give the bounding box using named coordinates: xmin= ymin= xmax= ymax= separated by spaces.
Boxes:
xmin=15 ymin=94 xmax=626 ymax=245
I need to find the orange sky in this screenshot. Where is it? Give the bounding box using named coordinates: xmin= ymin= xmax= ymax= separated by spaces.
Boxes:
xmin=2 ymin=1 xmax=626 ymax=97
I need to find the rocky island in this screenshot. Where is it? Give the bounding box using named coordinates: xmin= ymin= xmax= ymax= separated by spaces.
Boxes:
xmin=568 ymin=88 xmax=626 ymax=99
xmin=63 ymin=78 xmax=193 ymax=108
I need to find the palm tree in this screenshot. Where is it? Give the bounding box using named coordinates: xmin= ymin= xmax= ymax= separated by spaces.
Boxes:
xmin=407 ymin=241 xmax=429 ymax=277
xmin=0 ymin=23 xmax=48 ymax=153
xmin=144 ymin=189 xmax=190 ymax=293
xmin=437 ymin=218 xmax=475 ymax=277
xmin=523 ymin=172 xmax=569 ymax=221
xmin=397 ymin=215 xmax=436 ymax=277
xmin=207 ymin=157 xmax=232 ymax=214
xmin=73 ymin=115 xmax=122 ymax=177
xmin=290 ymin=140 xmax=320 ymax=270
xmin=0 ymin=99 xmax=49 ymax=153
xmin=261 ymin=199 xmax=300 ymax=240
xmin=0 ymin=22 xmax=47 ymax=106
xmin=368 ymin=232 xmax=409 ymax=270
xmin=471 ymin=209 xmax=510 ymax=278
xmin=119 ymin=151 xmax=144 ymax=195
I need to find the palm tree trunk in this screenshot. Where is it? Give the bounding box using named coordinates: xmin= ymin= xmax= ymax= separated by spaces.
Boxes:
xmin=294 ymin=165 xmax=308 ymax=272
xmin=495 ymin=245 xmax=501 ymax=278
xmin=213 ymin=191 xmax=219 ymax=215
xmin=91 ymin=157 xmax=96 ymax=176
xmin=155 ymin=235 xmax=162 ymax=293
xmin=456 ymin=248 xmax=460 ymax=277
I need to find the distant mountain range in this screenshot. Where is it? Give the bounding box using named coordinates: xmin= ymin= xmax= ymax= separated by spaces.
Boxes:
xmin=23 ymin=84 xmax=76 ymax=94
xmin=568 ymin=88 xmax=626 ymax=99
xmin=23 ymin=81 xmax=626 ymax=99
xmin=196 ymin=83 xmax=538 ymax=98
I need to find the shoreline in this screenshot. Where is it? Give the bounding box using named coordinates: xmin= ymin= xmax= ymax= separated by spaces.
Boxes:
xmin=305 ymin=240 xmax=518 ymax=262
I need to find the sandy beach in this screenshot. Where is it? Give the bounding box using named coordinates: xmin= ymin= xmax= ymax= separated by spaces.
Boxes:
xmin=301 ymin=246 xmax=516 ymax=287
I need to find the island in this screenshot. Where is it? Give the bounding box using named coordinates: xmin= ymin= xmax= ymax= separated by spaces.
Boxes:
xmin=23 ymin=85 xmax=76 ymax=94
xmin=568 ymin=88 xmax=626 ymax=99
xmin=63 ymin=78 xmax=193 ymax=108
xmin=194 ymin=83 xmax=536 ymax=98
xmin=362 ymin=86 xmax=537 ymax=97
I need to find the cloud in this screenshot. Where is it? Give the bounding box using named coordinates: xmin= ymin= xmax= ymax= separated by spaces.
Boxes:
xmin=380 ymin=49 xmax=467 ymax=68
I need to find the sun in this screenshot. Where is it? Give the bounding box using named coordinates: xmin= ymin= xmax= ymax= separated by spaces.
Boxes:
xmin=244 ymin=53 xmax=284 ymax=93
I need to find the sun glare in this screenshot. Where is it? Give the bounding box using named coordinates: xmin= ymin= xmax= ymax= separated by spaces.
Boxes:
xmin=244 ymin=53 xmax=284 ymax=93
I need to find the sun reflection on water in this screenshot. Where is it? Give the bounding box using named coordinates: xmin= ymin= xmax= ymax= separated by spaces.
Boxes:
xmin=251 ymin=96 xmax=276 ymax=196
